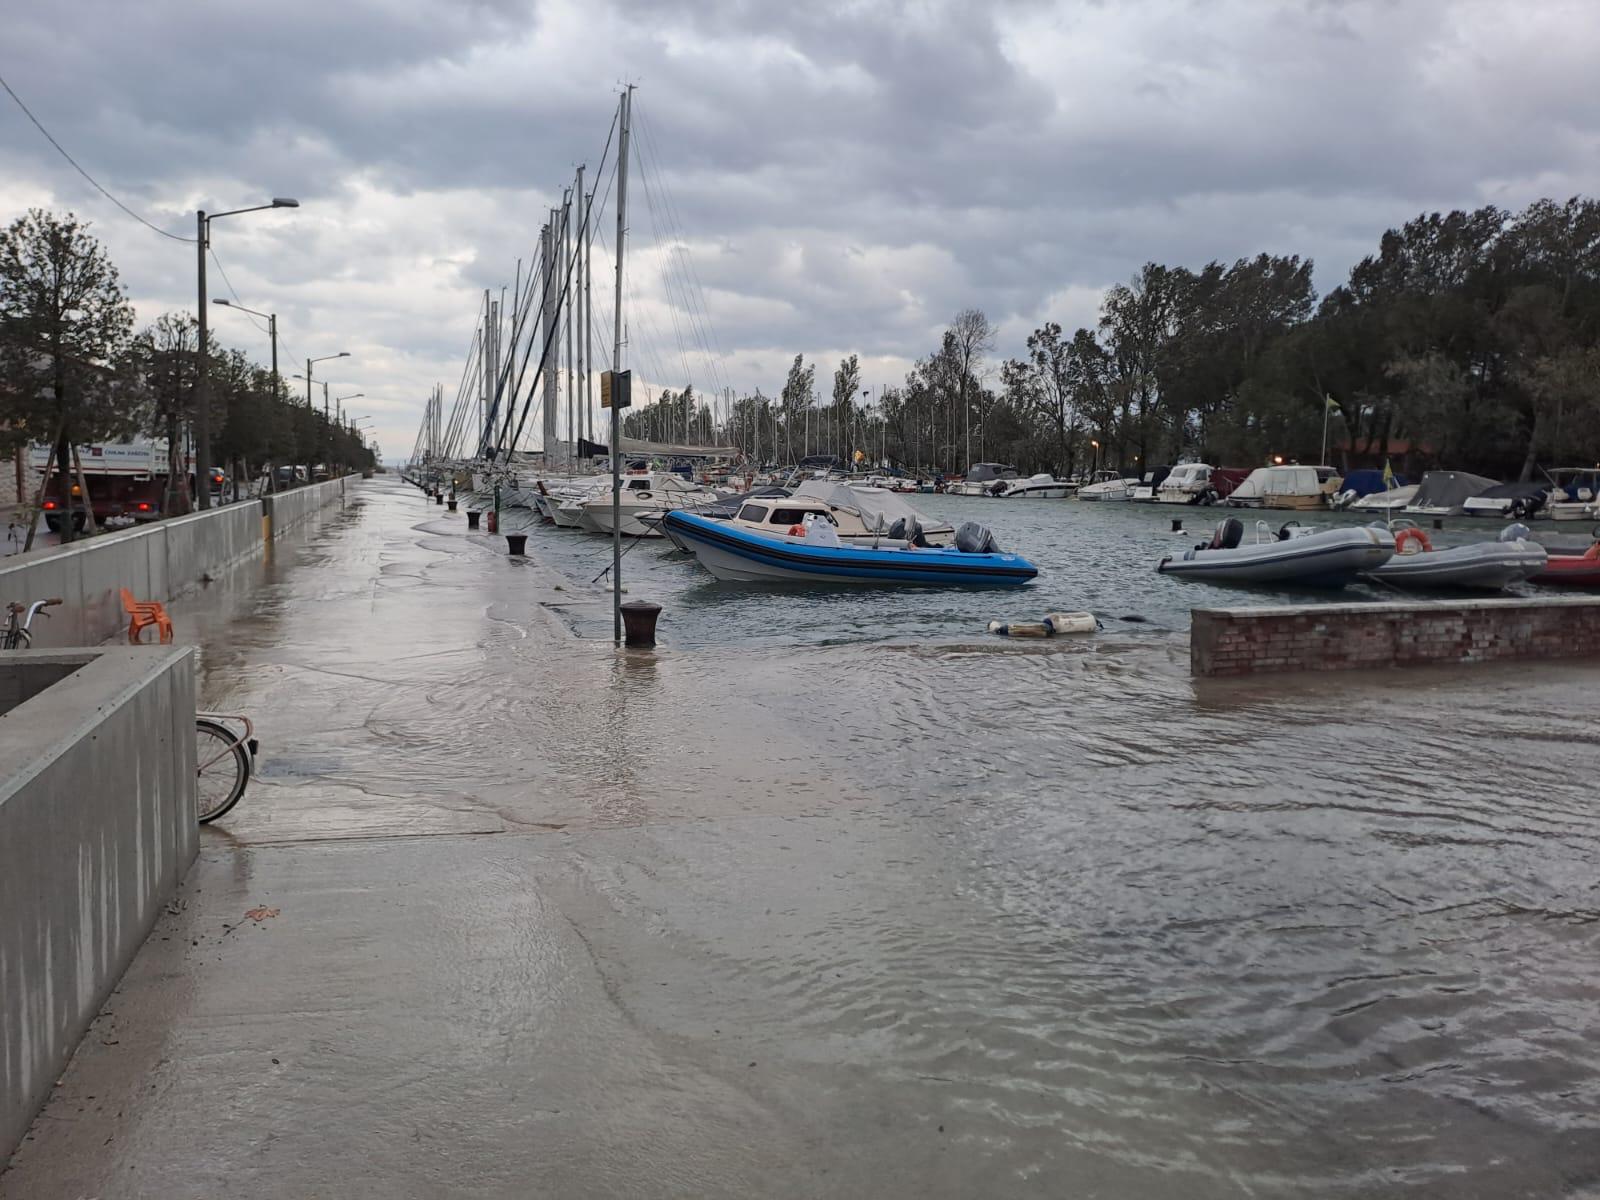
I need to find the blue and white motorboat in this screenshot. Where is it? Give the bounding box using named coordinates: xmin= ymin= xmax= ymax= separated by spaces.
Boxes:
xmin=1157 ymin=518 xmax=1394 ymax=587
xmin=662 ymin=510 xmax=1039 ymax=586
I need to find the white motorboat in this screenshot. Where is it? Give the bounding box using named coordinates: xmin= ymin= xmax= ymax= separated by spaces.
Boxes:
xmin=1460 ymin=482 xmax=1549 ymax=521
xmin=575 ymin=473 xmax=722 ymax=537
xmin=1158 ymin=518 xmax=1394 ymax=587
xmin=995 ymin=473 xmax=1073 ymax=499
xmin=1363 ymin=523 xmax=1547 ymax=591
xmin=1348 ymin=484 xmax=1419 ymax=512
xmin=945 ymin=463 xmax=1020 ymax=496
xmin=1403 ymin=471 xmax=1499 ymax=517
xmin=1226 ymin=465 xmax=1342 ymax=510
xmin=728 ymin=481 xmax=954 ymax=546
xmin=1156 ymin=463 xmax=1214 ymax=504
xmin=1076 ymin=471 xmax=1138 ymax=501
xmin=1541 ymin=469 xmax=1600 ymax=521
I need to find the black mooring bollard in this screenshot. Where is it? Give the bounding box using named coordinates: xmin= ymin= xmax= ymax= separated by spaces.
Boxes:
xmin=435 ymin=492 xmax=444 ymax=505
xmin=1170 ymin=518 xmax=1183 ymax=532
xmin=1433 ymin=518 xmax=1443 ymax=530
xmin=466 ymin=510 xmax=480 ymax=529
xmin=620 ymin=600 xmax=663 ymax=647
xmin=447 ymin=499 xmax=458 ymax=512
xmin=505 ymin=533 xmax=527 ymax=555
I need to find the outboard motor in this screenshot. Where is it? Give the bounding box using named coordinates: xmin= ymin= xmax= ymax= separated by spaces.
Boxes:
xmin=1207 ymin=517 xmax=1244 ymax=551
xmin=954 ymin=521 xmax=1000 ymax=554
xmin=888 ymin=516 xmax=929 ymax=547
xmin=1500 ymin=522 xmax=1533 ymax=543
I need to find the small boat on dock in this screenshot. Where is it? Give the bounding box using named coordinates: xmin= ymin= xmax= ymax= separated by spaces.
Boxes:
xmin=1158 ymin=518 xmax=1394 ymax=587
xmin=1077 ymin=471 xmax=1138 ymax=501
xmin=1363 ymin=523 xmax=1547 ymax=590
xmin=663 ymin=510 xmax=1039 ymax=587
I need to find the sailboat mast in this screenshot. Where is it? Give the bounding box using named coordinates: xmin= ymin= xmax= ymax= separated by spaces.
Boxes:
xmin=575 ymin=165 xmax=586 ymax=451
xmin=610 ymin=85 xmax=632 ymax=642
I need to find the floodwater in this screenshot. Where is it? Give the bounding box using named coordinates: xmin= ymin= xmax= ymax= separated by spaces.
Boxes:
xmin=8 ymin=476 xmax=1600 ymax=1198
xmin=505 ymin=489 xmax=1594 ymax=649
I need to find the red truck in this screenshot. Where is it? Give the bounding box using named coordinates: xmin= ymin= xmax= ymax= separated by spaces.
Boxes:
xmin=30 ymin=442 xmax=223 ymax=533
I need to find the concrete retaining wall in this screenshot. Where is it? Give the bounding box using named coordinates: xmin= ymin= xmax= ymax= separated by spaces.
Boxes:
xmin=0 ymin=477 xmax=355 ymax=647
xmin=0 ymin=646 xmax=197 ymax=1158
xmin=263 ymin=475 xmax=353 ymax=538
xmin=1192 ymin=597 xmax=1600 ymax=676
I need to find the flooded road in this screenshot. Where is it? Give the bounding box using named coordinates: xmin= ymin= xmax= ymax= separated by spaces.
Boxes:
xmin=7 ymin=477 xmax=1600 ymax=1198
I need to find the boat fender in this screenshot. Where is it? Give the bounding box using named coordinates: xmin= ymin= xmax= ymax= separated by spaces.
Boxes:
xmin=988 ymin=620 xmax=1051 ymax=638
xmin=1043 ymin=611 xmax=1099 ymax=635
xmin=636 ymin=491 xmax=652 ymax=500
xmin=1395 ymin=527 xmax=1433 ymax=555
xmin=1499 ymin=523 xmax=1532 ymax=543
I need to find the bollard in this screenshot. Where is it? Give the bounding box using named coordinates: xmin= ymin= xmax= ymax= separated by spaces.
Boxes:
xmin=466 ymin=510 xmax=481 ymax=529
xmin=435 ymin=493 xmax=444 ymax=505
xmin=1171 ymin=518 xmax=1184 ymax=532
xmin=505 ymin=533 xmax=527 ymax=555
xmin=447 ymin=499 xmax=458 ymax=512
xmin=620 ymin=600 xmax=663 ymax=647
xmin=1433 ymin=518 xmax=1443 ymax=530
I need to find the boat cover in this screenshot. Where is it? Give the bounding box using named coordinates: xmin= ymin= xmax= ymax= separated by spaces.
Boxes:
xmin=1341 ymin=469 xmax=1407 ymax=497
xmin=1409 ymin=471 xmax=1500 ymax=513
xmin=792 ymin=480 xmax=942 ymax=532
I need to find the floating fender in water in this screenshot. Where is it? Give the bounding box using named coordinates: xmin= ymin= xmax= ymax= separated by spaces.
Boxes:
xmin=1043 ymin=611 xmax=1099 ymax=635
xmin=988 ymin=611 xmax=1099 ymax=637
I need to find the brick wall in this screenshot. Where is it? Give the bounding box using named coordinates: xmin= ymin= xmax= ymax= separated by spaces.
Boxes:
xmin=1191 ymin=597 xmax=1600 ymax=676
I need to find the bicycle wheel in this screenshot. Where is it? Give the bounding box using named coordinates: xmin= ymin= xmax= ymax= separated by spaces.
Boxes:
xmin=196 ymin=718 xmax=250 ymax=822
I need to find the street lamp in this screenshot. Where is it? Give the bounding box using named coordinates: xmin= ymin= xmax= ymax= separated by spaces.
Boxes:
xmin=196 ymin=197 xmax=298 ymax=510
xmin=335 ymin=393 xmax=363 ymax=426
xmin=212 ymin=299 xmax=279 ymax=404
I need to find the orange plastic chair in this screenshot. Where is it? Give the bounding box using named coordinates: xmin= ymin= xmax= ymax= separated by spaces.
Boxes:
xmin=120 ymin=587 xmax=174 ymax=645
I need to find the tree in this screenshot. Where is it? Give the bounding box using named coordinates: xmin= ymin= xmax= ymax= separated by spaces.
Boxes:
xmin=0 ymin=210 xmax=137 ymax=543
xmin=779 ymin=354 xmax=815 ymax=460
xmin=831 ymin=354 xmax=861 ymax=461
xmin=948 ymin=308 xmax=994 ymax=466
xmin=134 ymin=312 xmax=199 ymax=514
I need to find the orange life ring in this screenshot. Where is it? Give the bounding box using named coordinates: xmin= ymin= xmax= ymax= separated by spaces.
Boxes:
xmin=787 ymin=524 xmax=805 ymax=536
xmin=1395 ymin=527 xmax=1433 ymax=555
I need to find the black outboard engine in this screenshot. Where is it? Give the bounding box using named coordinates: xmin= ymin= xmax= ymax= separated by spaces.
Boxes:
xmin=954 ymin=521 xmax=1000 ymax=554
xmin=888 ymin=516 xmax=930 ymax=547
xmin=1207 ymin=517 xmax=1244 ymax=550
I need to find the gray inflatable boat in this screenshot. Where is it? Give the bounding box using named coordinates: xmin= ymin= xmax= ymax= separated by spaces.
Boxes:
xmin=1363 ymin=524 xmax=1547 ymax=590
xmin=1158 ymin=519 xmax=1394 ymax=587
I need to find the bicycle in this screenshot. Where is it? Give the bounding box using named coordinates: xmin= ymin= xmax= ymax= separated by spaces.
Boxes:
xmin=195 ymin=712 xmax=259 ymax=822
xmin=2 ymin=597 xmax=63 ymax=648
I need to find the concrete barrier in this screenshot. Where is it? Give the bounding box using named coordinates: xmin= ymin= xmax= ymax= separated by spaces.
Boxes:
xmin=262 ymin=474 xmax=355 ymax=539
xmin=0 ymin=646 xmax=197 ymax=1158
xmin=1192 ymin=596 xmax=1600 ymax=676
xmin=0 ymin=478 xmax=353 ymax=647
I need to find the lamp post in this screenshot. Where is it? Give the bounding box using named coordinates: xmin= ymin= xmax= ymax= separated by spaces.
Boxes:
xmin=299 ymin=352 xmax=349 ymax=480
xmin=196 ymin=197 xmax=298 ymax=510
xmin=212 ymin=298 xmax=278 ymax=501
xmin=335 ymin=393 xmax=363 ymax=427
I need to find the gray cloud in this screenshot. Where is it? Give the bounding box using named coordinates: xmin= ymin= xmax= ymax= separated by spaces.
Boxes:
xmin=2 ymin=0 xmax=1597 ymax=457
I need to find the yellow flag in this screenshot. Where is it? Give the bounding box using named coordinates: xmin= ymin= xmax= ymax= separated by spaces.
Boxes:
xmin=1326 ymin=395 xmax=1340 ymax=412
xmin=1382 ymin=458 xmax=1395 ymax=488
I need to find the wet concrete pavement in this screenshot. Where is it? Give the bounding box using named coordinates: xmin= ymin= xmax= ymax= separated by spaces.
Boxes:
xmin=6 ymin=477 xmax=1600 ymax=1198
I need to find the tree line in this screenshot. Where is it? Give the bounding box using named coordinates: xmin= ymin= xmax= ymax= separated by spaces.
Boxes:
xmin=620 ymin=196 xmax=1600 ymax=481
xmin=0 ymin=208 xmax=375 ymax=543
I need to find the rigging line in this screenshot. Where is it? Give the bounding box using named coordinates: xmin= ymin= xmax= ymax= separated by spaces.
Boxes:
xmin=636 ymin=140 xmax=700 ymax=398
xmin=0 ymin=68 xmax=196 ymax=244
xmin=207 ymin=249 xmax=270 ymax=337
xmin=634 ymin=106 xmax=735 ymax=402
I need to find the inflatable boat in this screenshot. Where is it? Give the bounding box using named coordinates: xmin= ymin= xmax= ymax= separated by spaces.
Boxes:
xmin=1157 ymin=519 xmax=1393 ymax=587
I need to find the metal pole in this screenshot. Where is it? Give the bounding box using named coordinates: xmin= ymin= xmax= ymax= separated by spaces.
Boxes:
xmin=564 ymin=188 xmax=574 ymax=469
xmin=575 ymin=165 xmax=586 ymax=449
xmin=195 ymin=210 xmax=212 ymax=509
xmin=268 ymin=314 xmax=278 ymax=493
xmin=611 ymin=87 xmax=631 ymax=643
xmin=1321 ymin=396 xmax=1331 ymax=466
xmin=584 ymin=186 xmax=594 ymax=446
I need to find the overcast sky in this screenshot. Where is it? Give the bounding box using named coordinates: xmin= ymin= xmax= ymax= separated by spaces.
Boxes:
xmin=3 ymin=0 xmax=1597 ymax=461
